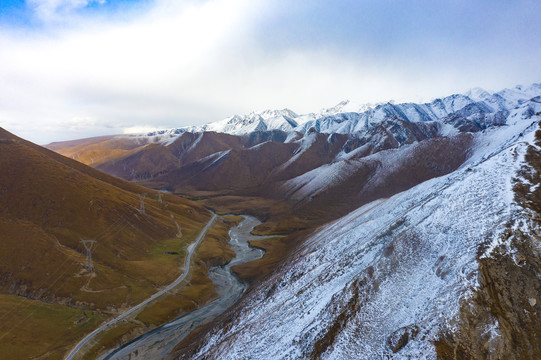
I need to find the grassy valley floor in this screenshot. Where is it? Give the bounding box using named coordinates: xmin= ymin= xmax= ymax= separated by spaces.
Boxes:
xmin=70 ymin=215 xmax=241 ymax=360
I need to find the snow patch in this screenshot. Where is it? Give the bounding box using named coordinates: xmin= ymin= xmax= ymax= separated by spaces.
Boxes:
xmin=192 ymin=112 xmax=539 ymax=360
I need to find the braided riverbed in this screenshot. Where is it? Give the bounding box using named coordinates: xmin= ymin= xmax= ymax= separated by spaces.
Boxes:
xmin=101 ymin=215 xmax=266 ymax=360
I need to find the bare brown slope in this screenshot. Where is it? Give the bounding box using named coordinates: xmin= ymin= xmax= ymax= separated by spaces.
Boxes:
xmin=46 ymin=135 xmax=117 ymax=151
xmin=0 ymin=127 xmax=210 ymax=311
xmin=147 ymin=127 xmax=470 ymax=234
xmin=255 ymin=134 xmax=473 ymax=234
xmin=47 ymin=135 xmax=149 ymax=167
xmin=266 ymin=131 xmax=350 ymax=182
xmin=146 ymin=132 xmax=352 ymax=196
xmin=46 ymin=121 xmax=473 ymax=237
xmin=151 ymin=140 xmax=298 ymax=194
xmin=144 ymin=119 xmax=440 ymax=196
xmin=98 ymin=143 xmax=180 ymax=180
xmin=170 ymin=132 xmax=246 ymax=165
xmin=96 ymin=131 xmax=293 ymax=182
xmin=92 ymin=132 xmax=249 ymax=181
xmin=50 ymin=130 xmax=296 ymax=184
xmin=17 ymin=130 xmax=172 ymax=197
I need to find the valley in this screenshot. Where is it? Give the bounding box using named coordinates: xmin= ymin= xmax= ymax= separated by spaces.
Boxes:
xmin=64 ymin=213 xmax=217 ymax=360
xmin=1 ymin=84 xmax=541 ymax=359
xmin=0 ymin=128 xmax=231 ymax=359
xmin=101 ymin=215 xmax=272 ymax=360
xmin=0 ymin=0 xmax=539 ymax=358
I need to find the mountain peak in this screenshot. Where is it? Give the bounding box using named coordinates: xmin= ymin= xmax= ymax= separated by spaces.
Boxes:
xmin=465 ymin=87 xmax=493 ymax=101
xmin=126 ymin=82 xmax=541 ymax=144
xmin=254 ymin=108 xmax=298 ymax=120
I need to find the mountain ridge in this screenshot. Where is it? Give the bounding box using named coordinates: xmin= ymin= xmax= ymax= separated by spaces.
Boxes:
xmin=11 ymin=82 xmax=541 ymax=359
xmin=44 ymin=84 xmax=541 ymax=236
xmin=168 ymin=92 xmax=541 ymax=360
xmin=127 ymin=83 xmax=541 ymax=141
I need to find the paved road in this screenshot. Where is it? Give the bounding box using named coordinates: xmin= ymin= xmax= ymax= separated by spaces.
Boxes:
xmin=64 ymin=213 xmax=217 ymax=360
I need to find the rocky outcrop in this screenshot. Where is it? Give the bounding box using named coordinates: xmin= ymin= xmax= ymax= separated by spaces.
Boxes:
xmin=435 ymin=122 xmax=541 ymax=359
xmin=435 ymin=229 xmax=541 ymax=359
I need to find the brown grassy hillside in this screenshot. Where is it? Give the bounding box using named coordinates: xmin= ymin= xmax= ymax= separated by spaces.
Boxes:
xmin=47 ymin=135 xmax=149 ymax=167
xmin=46 ymin=125 xmax=475 ymax=237
xmin=0 ymin=128 xmax=212 ymax=358
xmin=96 ymin=132 xmax=249 ymax=180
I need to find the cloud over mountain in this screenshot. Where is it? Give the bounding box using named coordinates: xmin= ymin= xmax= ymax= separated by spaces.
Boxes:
xmin=0 ymin=1 xmax=540 ymax=144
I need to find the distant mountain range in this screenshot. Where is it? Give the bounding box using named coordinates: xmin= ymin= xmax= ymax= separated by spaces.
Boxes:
xmin=175 ymin=105 xmax=541 ymax=360
xmin=39 ymin=83 xmax=541 ymax=359
xmin=123 ymin=83 xmax=541 ymax=142
xmin=47 ymin=83 xmax=541 ymax=234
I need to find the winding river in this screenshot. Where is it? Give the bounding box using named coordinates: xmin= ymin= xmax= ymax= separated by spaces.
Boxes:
xmin=100 ymin=215 xmax=266 ymax=360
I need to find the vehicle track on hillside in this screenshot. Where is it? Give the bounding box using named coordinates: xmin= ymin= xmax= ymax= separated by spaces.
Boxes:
xmin=64 ymin=213 xmax=217 ymax=360
xmin=101 ymin=215 xmax=270 ymax=360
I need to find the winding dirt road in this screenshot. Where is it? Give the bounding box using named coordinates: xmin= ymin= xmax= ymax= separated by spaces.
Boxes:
xmin=102 ymin=215 xmax=268 ymax=360
xmin=64 ymin=213 xmax=217 ymax=360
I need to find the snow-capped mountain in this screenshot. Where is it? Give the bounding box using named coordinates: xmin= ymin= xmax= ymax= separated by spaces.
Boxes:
xmin=49 ymin=84 xmax=541 ymax=235
xmin=144 ymin=109 xmax=300 ymax=143
xmin=202 ymin=109 xmax=300 ymax=135
xmin=44 ymin=83 xmax=541 ymax=359
xmin=171 ymin=90 xmax=541 ymax=360
xmin=141 ymin=83 xmax=541 ymax=144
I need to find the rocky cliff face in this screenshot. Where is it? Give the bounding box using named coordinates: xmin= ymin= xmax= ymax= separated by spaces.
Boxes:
xmin=435 ymin=122 xmax=541 ymax=360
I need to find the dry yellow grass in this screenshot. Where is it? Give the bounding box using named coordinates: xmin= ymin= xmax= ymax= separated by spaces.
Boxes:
xmin=46 ymin=135 xmax=147 ymax=167
xmin=0 ymin=295 xmax=103 ymax=360
xmin=0 ymin=131 xmax=211 ymax=308
xmin=0 ymin=128 xmax=212 ymax=358
xmin=72 ymin=216 xmax=238 ymax=358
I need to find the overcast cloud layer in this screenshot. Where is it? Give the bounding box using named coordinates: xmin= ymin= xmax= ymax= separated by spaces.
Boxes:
xmin=0 ymin=0 xmax=540 ymax=144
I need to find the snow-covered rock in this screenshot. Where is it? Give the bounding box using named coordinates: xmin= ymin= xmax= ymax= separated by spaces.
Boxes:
xmin=140 ymin=83 xmax=541 ymax=144
xmin=186 ymin=97 xmax=541 ymax=360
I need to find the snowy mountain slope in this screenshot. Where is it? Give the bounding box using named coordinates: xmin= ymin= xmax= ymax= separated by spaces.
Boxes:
xmin=280 ymin=132 xmax=471 ymax=205
xmin=46 ymin=85 xmax=541 ymax=239
xmin=138 ymin=83 xmax=540 ymax=143
xmin=49 ymin=84 xmax=541 ymax=167
xmin=201 ymin=109 xmax=300 ymax=135
xmin=142 ymin=109 xmax=300 ymax=142
xmin=172 ymin=102 xmax=541 ymax=359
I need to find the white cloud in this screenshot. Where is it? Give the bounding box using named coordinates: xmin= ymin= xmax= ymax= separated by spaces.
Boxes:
xmin=123 ymin=125 xmax=164 ymax=134
xmin=0 ymin=0 xmax=539 ymax=144
xmin=0 ymin=0 xmax=258 ymax=143
xmin=27 ymin=0 xmax=106 ymax=21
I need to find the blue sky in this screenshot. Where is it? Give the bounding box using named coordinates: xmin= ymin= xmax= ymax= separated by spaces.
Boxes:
xmin=0 ymin=0 xmax=540 ymax=144
xmin=0 ymin=0 xmax=153 ymax=28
